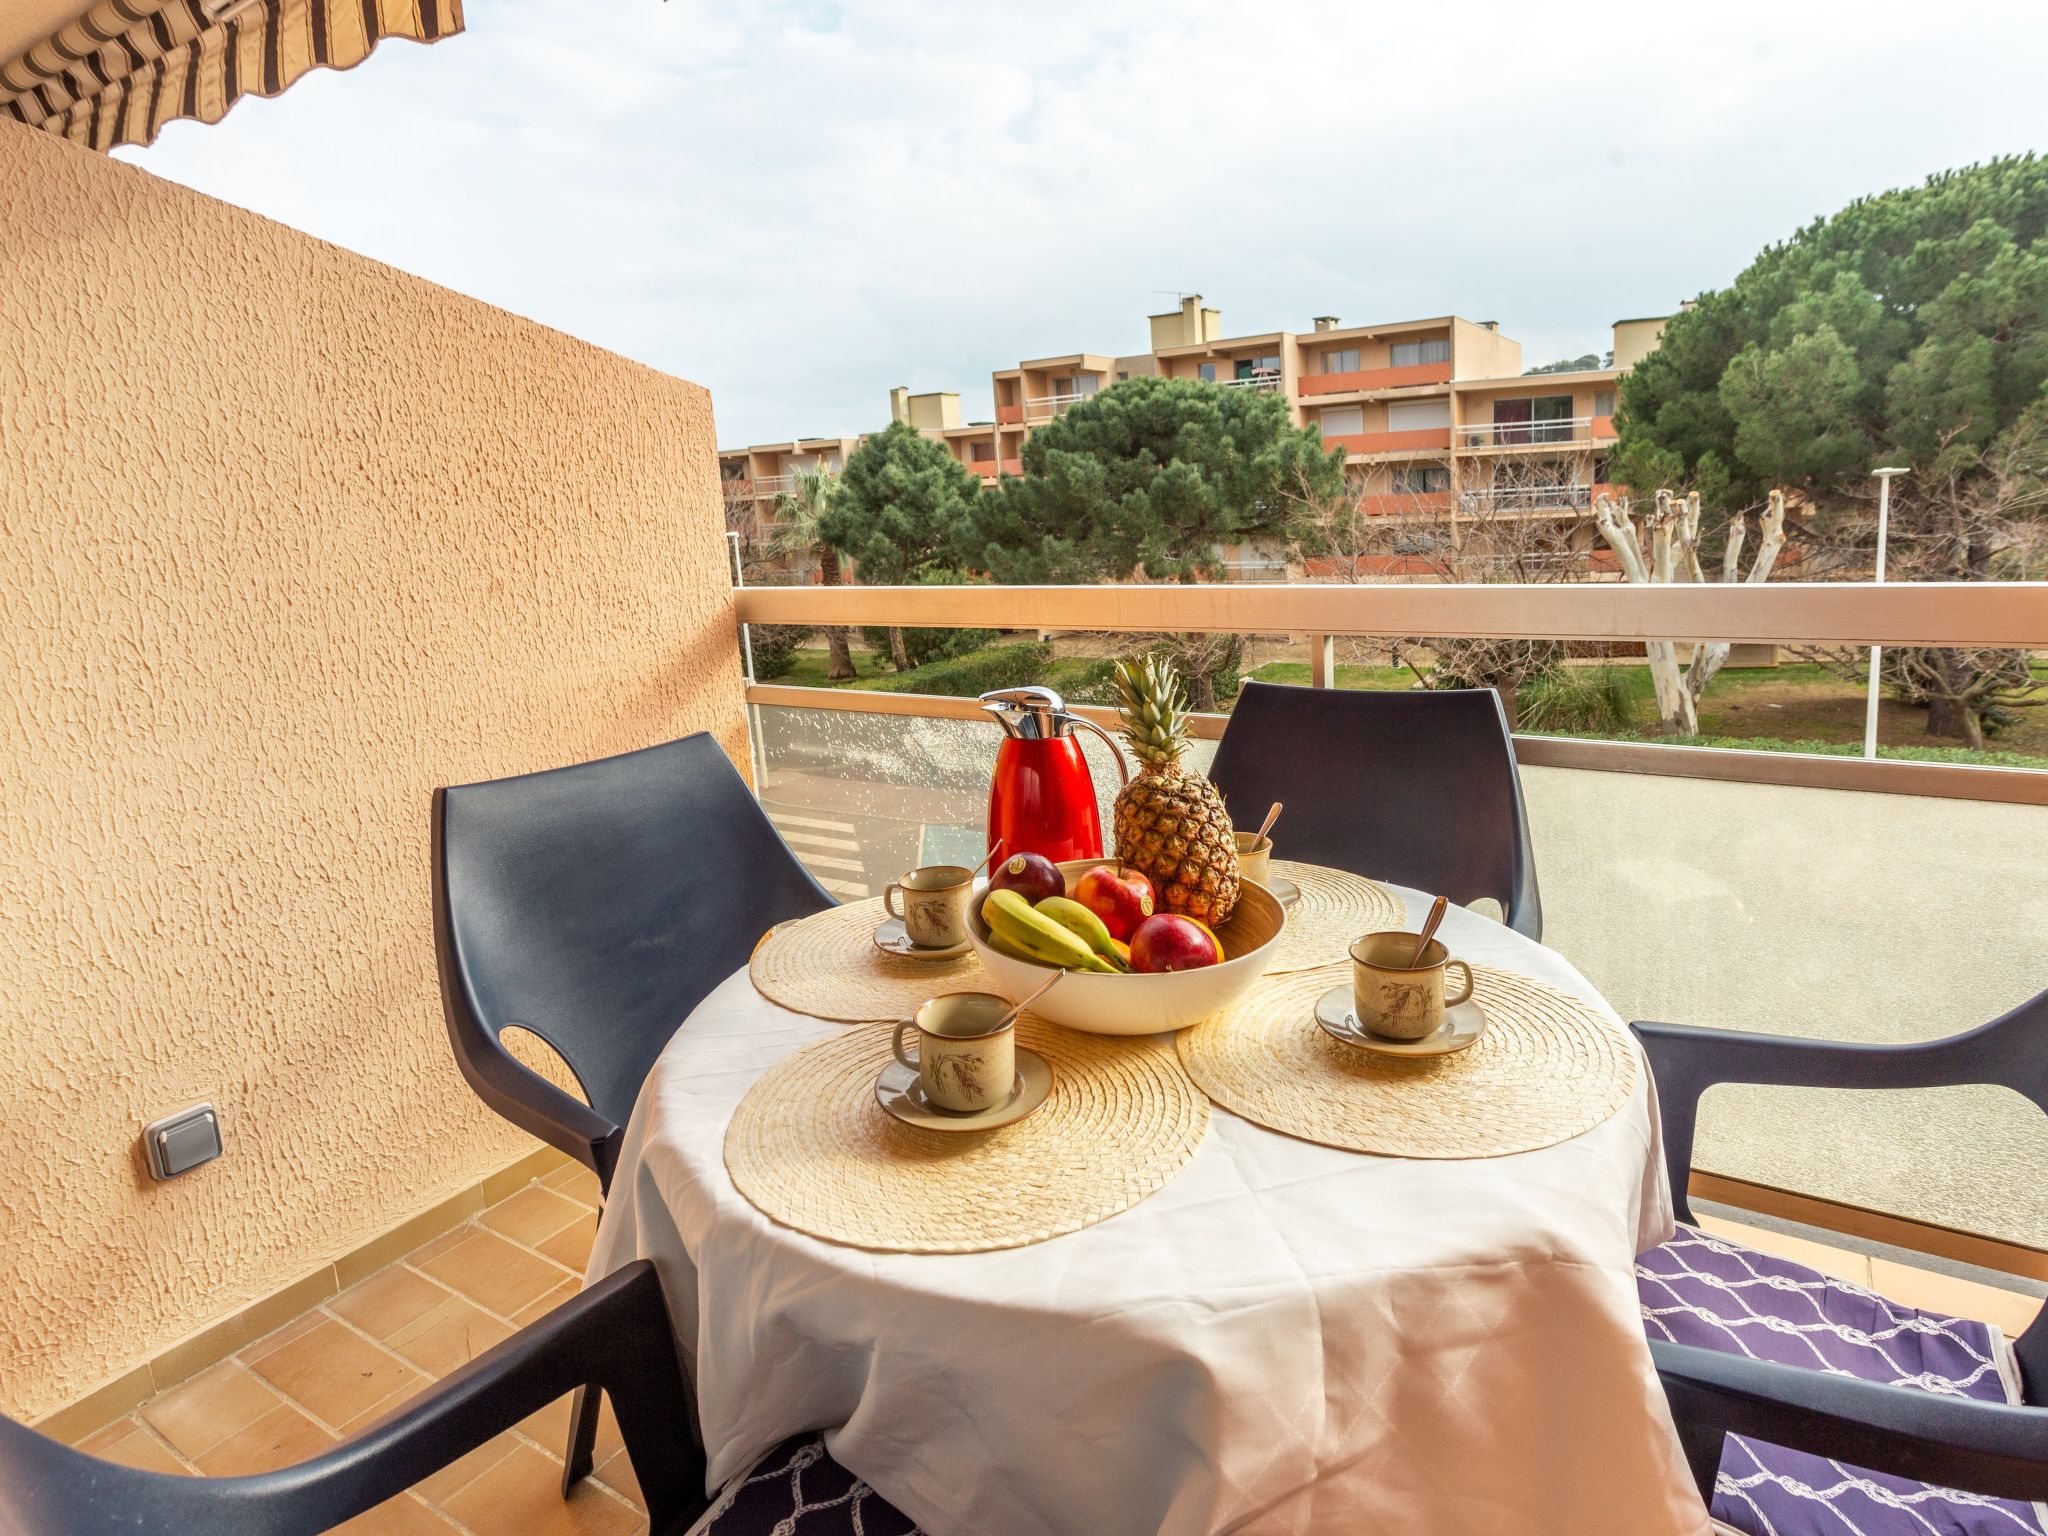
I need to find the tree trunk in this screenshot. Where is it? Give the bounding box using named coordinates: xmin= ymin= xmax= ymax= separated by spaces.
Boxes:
xmin=889 ymin=626 xmax=910 ymax=671
xmin=1185 ymin=653 xmax=1217 ymax=713
xmin=817 ymin=546 xmax=855 ymax=681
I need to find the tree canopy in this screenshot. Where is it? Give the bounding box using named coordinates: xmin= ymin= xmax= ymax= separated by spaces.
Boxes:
xmin=817 ymin=420 xmax=981 ymax=584
xmin=967 ymin=375 xmax=1346 ymax=583
xmin=1613 ymin=155 xmax=2048 ymax=512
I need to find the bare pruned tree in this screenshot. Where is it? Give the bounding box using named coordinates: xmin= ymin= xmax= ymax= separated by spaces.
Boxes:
xmin=1592 ymin=489 xmax=1788 ymax=735
xmin=1280 ymin=448 xmax=1606 ymax=727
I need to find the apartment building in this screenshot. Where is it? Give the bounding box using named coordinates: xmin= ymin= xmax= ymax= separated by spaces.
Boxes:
xmin=719 ymin=297 xmax=1670 ymax=573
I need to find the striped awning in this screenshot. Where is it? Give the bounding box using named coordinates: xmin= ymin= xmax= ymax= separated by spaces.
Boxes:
xmin=1 ymin=0 xmax=464 ymax=153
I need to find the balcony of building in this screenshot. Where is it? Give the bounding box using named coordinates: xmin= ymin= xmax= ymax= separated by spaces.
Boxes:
xmin=14 ymin=59 xmax=2048 ymax=1536
xmin=1323 ymin=426 xmax=1456 ymax=456
xmin=1300 ymin=361 xmax=1455 ymax=397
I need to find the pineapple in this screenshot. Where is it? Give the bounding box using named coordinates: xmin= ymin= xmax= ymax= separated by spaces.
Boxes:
xmin=1111 ymin=655 xmax=1240 ymax=927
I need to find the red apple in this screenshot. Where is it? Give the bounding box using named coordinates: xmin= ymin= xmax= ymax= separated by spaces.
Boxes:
xmin=988 ymin=851 xmax=1063 ymax=904
xmin=1129 ymin=913 xmax=1221 ymax=973
xmin=1074 ymin=864 xmax=1155 ymax=941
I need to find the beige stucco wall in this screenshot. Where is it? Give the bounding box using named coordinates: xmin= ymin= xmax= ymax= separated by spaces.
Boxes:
xmin=1525 ymin=766 xmax=2048 ymax=1247
xmin=1612 ymin=317 xmax=1669 ymax=371
xmin=0 ymin=123 xmax=747 ymax=1419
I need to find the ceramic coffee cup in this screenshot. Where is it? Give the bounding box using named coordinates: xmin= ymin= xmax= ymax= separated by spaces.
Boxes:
xmin=1348 ymin=931 xmax=1475 ymax=1041
xmin=1234 ymin=830 xmax=1272 ymax=888
xmin=884 ymin=864 xmax=973 ymax=949
xmin=891 ymin=992 xmax=1018 ymax=1114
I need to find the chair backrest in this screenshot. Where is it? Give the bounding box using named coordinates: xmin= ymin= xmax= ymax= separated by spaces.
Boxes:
xmin=1208 ymin=682 xmax=1542 ymax=938
xmin=435 ymin=734 xmax=833 ymax=1150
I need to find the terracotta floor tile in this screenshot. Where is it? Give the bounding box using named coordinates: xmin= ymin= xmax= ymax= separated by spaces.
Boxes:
xmin=592 ymin=1446 xmax=644 ymax=1512
xmin=416 ymin=1229 xmax=574 ymax=1320
xmin=1869 ymin=1258 xmax=2045 ymax=1336
xmin=241 ymin=1306 xmax=331 ymax=1365
xmin=388 ymin=1294 xmax=515 ymax=1378
xmin=512 ymin=1281 xmax=579 ymax=1328
xmin=406 ymin=1223 xmax=483 ymax=1268
xmin=538 ymin=1214 xmax=599 ymax=1273
xmin=440 ymin=1442 xmax=642 ymax=1536
xmin=329 ymin=1491 xmax=462 ymax=1534
xmin=414 ymin=1429 xmax=522 ymax=1504
xmin=332 ymin=1266 xmax=454 ymax=1342
xmin=139 ymin=1361 xmax=282 ymax=1461
xmin=247 ymin=1318 xmax=429 ymax=1429
xmin=78 ymin=1418 xmax=190 ymax=1476
xmin=544 ymin=1163 xmax=603 ymax=1207
xmin=1696 ymin=1215 xmax=1874 ymax=1288
xmin=482 ymin=1186 xmax=587 ymax=1248
xmin=195 ymin=1402 xmax=337 ymax=1476
xmin=518 ymin=1390 xmax=576 ymax=1448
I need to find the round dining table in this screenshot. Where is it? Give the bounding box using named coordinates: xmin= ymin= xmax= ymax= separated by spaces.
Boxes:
xmin=585 ymin=885 xmax=1709 ymax=1536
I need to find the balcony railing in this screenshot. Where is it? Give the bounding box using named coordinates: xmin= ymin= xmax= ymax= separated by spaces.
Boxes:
xmin=1217 ymin=373 xmax=1285 ymax=392
xmin=732 ymin=576 xmax=2048 ymax=1273
xmin=1457 ymin=484 xmax=1597 ymax=513
xmin=996 ymin=404 xmax=1023 ymax=425
xmin=751 ymin=473 xmax=797 ymax=495
xmin=1455 ymin=416 xmax=1620 ymax=450
xmin=1023 ymin=393 xmax=1092 ymax=421
xmin=1323 ymin=427 xmax=1455 ymax=456
xmin=1300 ymin=362 xmax=1454 ymax=397
xmin=1000 ymin=457 xmax=1023 ymax=476
xmin=967 ymin=459 xmax=999 ymax=479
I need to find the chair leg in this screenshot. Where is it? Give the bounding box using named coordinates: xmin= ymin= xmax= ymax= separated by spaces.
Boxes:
xmin=561 ymin=1384 xmax=602 ymax=1495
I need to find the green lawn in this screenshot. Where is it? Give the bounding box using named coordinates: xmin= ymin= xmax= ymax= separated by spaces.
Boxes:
xmin=760 ymin=641 xmax=2048 ymax=770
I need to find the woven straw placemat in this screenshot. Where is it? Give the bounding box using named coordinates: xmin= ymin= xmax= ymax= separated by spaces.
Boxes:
xmin=1265 ymin=860 xmax=1406 ymax=974
xmin=725 ymin=1017 xmax=1208 ymax=1253
xmin=1177 ymin=963 xmax=1636 ymax=1158
xmin=751 ymin=898 xmax=985 ymax=1022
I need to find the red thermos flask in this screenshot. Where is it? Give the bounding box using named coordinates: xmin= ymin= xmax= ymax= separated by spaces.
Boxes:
xmin=979 ymin=687 xmax=1130 ymax=864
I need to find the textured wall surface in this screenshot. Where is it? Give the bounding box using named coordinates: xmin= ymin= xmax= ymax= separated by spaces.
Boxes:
xmin=0 ymin=122 xmax=747 ymax=1418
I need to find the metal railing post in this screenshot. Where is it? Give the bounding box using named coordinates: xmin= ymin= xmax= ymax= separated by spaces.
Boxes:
xmin=1863 ymin=468 xmax=1908 ymax=761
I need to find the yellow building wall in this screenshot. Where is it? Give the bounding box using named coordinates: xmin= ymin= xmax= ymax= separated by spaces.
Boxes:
xmin=0 ymin=123 xmax=748 ymax=1419
xmin=1612 ymin=317 xmax=1670 ymax=371
xmin=1450 ymin=318 xmax=1522 ymax=380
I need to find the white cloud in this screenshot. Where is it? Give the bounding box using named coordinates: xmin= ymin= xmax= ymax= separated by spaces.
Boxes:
xmin=121 ymin=0 xmax=2048 ymax=445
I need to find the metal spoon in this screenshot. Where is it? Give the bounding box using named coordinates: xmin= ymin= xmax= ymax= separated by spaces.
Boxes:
xmin=1255 ymin=802 xmax=1283 ymax=843
xmin=996 ymin=969 xmax=1063 ymax=1030
xmin=1407 ymin=895 xmax=1449 ymax=968
xmin=969 ymin=838 xmax=1005 ymax=881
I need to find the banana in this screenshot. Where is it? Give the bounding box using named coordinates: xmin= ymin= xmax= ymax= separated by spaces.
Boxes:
xmin=1034 ymin=897 xmax=1130 ymax=971
xmin=981 ymin=889 xmax=1115 ymax=973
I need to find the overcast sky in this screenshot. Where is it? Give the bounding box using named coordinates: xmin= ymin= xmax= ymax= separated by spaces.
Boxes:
xmin=120 ymin=0 xmax=2048 ymax=446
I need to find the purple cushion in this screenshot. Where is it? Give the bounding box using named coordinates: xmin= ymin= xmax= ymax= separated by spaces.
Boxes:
xmin=1639 ymin=1225 xmax=2045 ymax=1536
xmin=702 ymin=1434 xmax=924 ymax=1535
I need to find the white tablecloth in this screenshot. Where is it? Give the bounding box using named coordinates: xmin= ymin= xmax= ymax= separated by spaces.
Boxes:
xmin=587 ymin=891 xmax=1708 ymax=1535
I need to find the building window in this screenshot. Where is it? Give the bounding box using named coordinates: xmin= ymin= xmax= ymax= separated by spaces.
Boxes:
xmin=1594 ymin=390 xmax=1617 ymax=417
xmin=1235 ymin=354 xmax=1282 ymax=381
xmin=1392 ymin=465 xmax=1450 ymax=494
xmin=1322 ymin=347 xmax=1360 ymax=374
xmin=1488 ymin=394 xmax=1575 ymax=443
xmin=1391 ymin=338 xmax=1452 ymax=368
xmin=1320 ymin=405 xmax=1365 ymax=438
xmin=1387 ymin=398 xmax=1451 ymax=431
xmin=1199 ymin=363 xmax=1217 ymax=383
xmin=969 ymin=442 xmax=995 ymax=463
xmin=1117 ymin=370 xmax=1130 ymax=382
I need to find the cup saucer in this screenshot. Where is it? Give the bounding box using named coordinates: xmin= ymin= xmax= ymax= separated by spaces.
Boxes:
xmin=1269 ymin=875 xmax=1302 ymax=908
xmin=875 ymin=1047 xmax=1053 ymax=1133
xmin=872 ymin=917 xmax=972 ymax=962
xmin=1313 ymin=986 xmax=1488 ymax=1058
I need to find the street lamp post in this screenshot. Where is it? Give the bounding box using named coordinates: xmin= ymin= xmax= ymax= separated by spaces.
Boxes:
xmin=1863 ymin=467 xmax=1909 ymax=760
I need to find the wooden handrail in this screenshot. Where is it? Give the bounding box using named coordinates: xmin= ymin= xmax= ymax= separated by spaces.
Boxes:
xmin=733 ymin=581 xmax=2048 ymax=649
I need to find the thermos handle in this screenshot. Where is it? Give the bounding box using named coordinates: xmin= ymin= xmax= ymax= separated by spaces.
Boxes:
xmin=1066 ymin=716 xmax=1131 ymax=786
